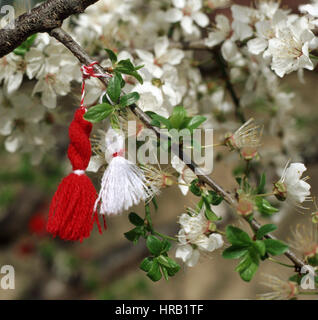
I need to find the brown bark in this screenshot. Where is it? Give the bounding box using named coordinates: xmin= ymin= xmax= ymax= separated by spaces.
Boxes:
xmin=0 ymin=0 xmax=99 ymax=57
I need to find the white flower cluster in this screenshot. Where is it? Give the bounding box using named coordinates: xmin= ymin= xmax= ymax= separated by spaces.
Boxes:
xmin=205 ymin=2 xmax=318 ymax=78
xmin=175 ymin=208 xmax=224 ymax=267
xmin=1 ymin=0 xmax=317 ymax=168
xmin=0 ymin=34 xmax=80 ymax=162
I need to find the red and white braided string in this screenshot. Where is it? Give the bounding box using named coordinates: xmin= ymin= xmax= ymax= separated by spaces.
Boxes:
xmin=80 ymin=61 xmax=112 ymax=108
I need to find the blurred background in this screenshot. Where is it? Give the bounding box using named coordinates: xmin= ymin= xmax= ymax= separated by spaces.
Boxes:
xmin=0 ymin=0 xmax=317 ymax=300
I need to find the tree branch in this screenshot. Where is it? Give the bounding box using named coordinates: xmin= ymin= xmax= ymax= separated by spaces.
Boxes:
xmin=0 ymin=0 xmax=99 ymax=58
xmin=0 ymin=0 xmax=305 ymax=270
xmin=49 ymin=27 xmax=236 ymax=206
xmin=214 ymin=50 xmax=246 ymax=124
xmin=50 ymin=27 xmax=305 ymax=269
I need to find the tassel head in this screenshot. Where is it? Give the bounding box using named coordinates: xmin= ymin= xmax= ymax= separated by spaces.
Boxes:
xmin=47 ymin=108 xmax=103 ymax=241
xmin=95 ymin=128 xmax=150 ymax=216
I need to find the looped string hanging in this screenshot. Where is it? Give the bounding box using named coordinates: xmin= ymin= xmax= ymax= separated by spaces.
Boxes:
xmin=80 ymin=61 xmax=112 ymax=109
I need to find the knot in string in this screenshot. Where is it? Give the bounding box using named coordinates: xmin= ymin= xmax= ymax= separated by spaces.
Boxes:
xmin=112 ymin=149 xmax=125 ymax=158
xmin=80 ymin=61 xmax=112 ymax=108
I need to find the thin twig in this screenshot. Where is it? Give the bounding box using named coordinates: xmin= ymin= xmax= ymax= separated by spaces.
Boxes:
xmin=214 ymin=50 xmax=246 ymax=124
xmin=249 ymin=219 xmax=305 ymax=269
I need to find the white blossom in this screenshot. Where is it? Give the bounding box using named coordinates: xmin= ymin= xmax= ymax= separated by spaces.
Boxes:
xmin=279 ymin=162 xmax=311 ymax=206
xmin=0 ymin=53 xmax=25 ymax=95
xmin=136 ymin=36 xmax=184 ymax=78
xmin=265 ymin=19 xmax=316 ymax=77
xmin=133 ymin=81 xmax=169 ymax=117
xmin=205 ymin=15 xmax=231 ymax=48
xmin=176 ymin=208 xmax=224 ymax=267
xmin=165 ymin=0 xmax=209 ymax=35
xmin=171 ymin=155 xmax=196 ymax=195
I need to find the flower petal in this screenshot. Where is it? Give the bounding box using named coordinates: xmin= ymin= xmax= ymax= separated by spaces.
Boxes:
xmin=165 ymin=8 xmax=183 ymax=23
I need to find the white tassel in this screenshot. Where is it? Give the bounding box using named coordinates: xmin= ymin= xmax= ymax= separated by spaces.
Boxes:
xmin=95 ymin=128 xmax=150 ymax=215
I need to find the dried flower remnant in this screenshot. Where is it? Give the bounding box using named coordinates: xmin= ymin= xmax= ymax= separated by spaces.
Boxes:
xmin=224 ymin=118 xmax=263 ymax=151
xmin=141 ymin=165 xmax=175 ymax=196
xmin=289 ymin=224 xmax=318 ymax=266
xmin=258 ymin=274 xmax=298 ymax=300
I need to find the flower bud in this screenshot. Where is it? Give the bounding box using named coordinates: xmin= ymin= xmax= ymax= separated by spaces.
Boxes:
xmin=163 ymin=175 xmax=174 ymax=187
xmin=241 ymin=147 xmax=258 ymax=160
xmin=224 ymin=133 xmax=236 ymax=150
xmin=151 ymin=78 xmax=162 ymax=87
xmin=237 ymin=197 xmax=254 ymax=217
xmin=208 ymin=222 xmax=216 ymax=232
xmin=273 ymin=181 xmax=287 ymax=201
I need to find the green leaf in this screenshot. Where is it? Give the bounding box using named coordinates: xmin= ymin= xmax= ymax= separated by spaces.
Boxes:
xmin=146 ymin=235 xmax=163 ymax=256
xmin=114 ymin=71 xmax=126 ymax=88
xmin=157 ymin=255 xmax=171 ymax=268
xmin=119 ymin=92 xmax=140 ymax=107
xmin=134 ymin=64 xmax=144 ymax=71
xmin=203 ymin=203 xmax=219 ymax=222
xmin=124 ymin=227 xmax=143 ymax=243
xmin=104 ymin=48 xmax=117 ymax=64
xmin=235 ymin=251 xmax=259 ymax=282
xmin=107 ymin=74 xmax=121 ymax=103
xmin=149 ymin=113 xmax=171 ymax=129
xmin=235 ymin=176 xmax=242 ymax=186
xmin=256 ymin=224 xmax=277 ymax=240
xmin=186 ymin=115 xmax=207 ymax=131
xmin=102 ymin=92 xmax=112 ymax=104
xmin=13 ymin=34 xmax=37 ymax=56
xmin=289 ymin=274 xmax=302 ymax=285
xmin=169 ymin=106 xmax=187 ymax=129
xmin=83 ymin=103 xmax=113 ymax=123
xmin=235 ymin=253 xmax=251 ymax=273
xmin=253 ymin=240 xmax=266 ymax=257
xmin=116 ymin=59 xmax=143 ymax=84
xmin=255 ymin=197 xmax=279 ymax=215
xmin=161 ymin=240 xmax=172 ymax=253
xmin=226 ymin=226 xmax=252 ymax=247
xmin=130 ymin=71 xmax=143 ymax=84
xmin=264 ymin=239 xmax=288 ymax=256
xmin=222 ymin=246 xmax=248 ymax=259
xmin=128 ymin=212 xmax=144 ymax=226
xmin=147 ymin=258 xmax=162 ymax=281
xmin=189 ymin=179 xmax=202 ymax=196
xmin=158 ymin=256 xmax=181 ymax=276
xmin=256 ymin=173 xmax=266 ymax=194
xmin=117 ymin=59 xmax=135 ymax=71
xmin=167 ymin=265 xmax=180 ymax=277
xmin=140 ymin=257 xmax=153 ymax=272
xmin=161 ymin=265 xmax=169 ymax=280
xmin=205 ymin=190 xmax=223 ymax=206
xmin=239 ymin=260 xmax=258 ymax=282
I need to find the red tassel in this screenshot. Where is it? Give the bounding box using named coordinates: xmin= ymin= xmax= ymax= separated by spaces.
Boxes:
xmin=47 ymin=108 xmax=105 ymax=241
